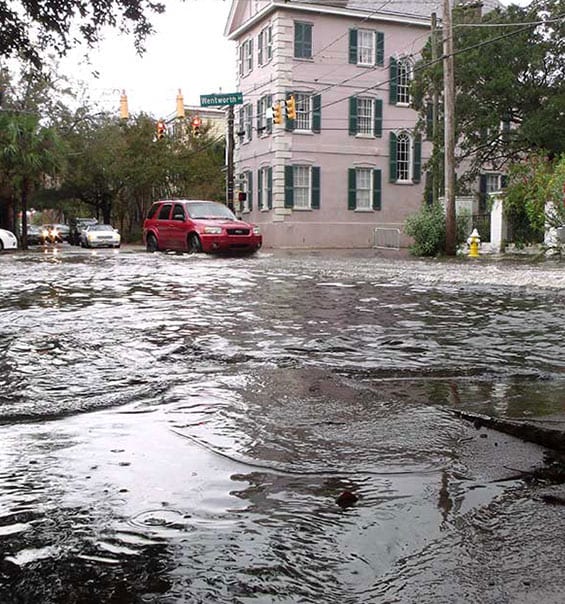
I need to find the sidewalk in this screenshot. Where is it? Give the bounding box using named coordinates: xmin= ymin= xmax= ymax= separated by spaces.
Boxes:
xmin=453 ymin=409 xmax=565 ymax=451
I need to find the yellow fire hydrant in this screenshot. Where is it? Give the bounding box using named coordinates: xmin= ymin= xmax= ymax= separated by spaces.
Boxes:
xmin=467 ymin=228 xmax=481 ymax=258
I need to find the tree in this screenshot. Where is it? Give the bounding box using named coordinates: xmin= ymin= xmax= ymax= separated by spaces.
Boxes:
xmin=413 ymin=0 xmax=565 ymax=182
xmin=0 ymin=113 xmax=63 ymax=248
xmin=0 ymin=1 xmax=165 ymax=68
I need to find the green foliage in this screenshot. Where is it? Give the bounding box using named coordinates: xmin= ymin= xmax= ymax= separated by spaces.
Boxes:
xmin=413 ymin=0 xmax=565 ymax=178
xmin=405 ymin=203 xmax=471 ymax=256
xmin=404 ymin=203 xmax=447 ymax=256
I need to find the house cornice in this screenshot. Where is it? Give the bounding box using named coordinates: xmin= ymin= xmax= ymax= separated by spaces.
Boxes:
xmin=225 ymin=0 xmax=432 ymax=41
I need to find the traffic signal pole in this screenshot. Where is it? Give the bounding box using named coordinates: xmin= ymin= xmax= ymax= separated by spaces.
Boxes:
xmin=227 ymin=105 xmax=235 ymax=212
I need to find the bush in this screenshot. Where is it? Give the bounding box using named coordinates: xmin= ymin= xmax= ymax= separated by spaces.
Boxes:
xmin=404 ymin=203 xmax=471 ymax=256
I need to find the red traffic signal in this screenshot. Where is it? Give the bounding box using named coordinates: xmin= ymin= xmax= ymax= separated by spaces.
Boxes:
xmin=156 ymin=119 xmax=166 ymax=139
xmin=191 ymin=115 xmax=202 ymax=136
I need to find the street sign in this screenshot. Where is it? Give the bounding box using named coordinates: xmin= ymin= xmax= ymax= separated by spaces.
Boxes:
xmin=200 ymin=92 xmax=243 ymax=107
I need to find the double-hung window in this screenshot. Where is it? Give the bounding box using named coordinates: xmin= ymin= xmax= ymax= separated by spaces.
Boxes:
xmin=286 ymin=92 xmax=321 ymax=133
xmin=349 ymin=29 xmax=384 ymax=66
xmin=239 ymin=171 xmax=253 ymax=212
xmin=284 ymin=165 xmax=321 ymax=210
xmin=348 ymin=168 xmax=382 ymax=211
xmin=349 ymin=97 xmax=383 ymax=137
xmin=256 ymin=94 xmax=273 ymax=135
xmin=239 ymin=104 xmax=252 ymax=143
xmin=258 ymin=25 xmax=273 ymax=66
xmin=257 ymin=166 xmax=272 ymax=211
xmin=389 ymin=57 xmax=412 ymax=105
xmin=239 ymin=39 xmax=253 ymax=76
xmin=294 ymin=22 xmax=312 ymax=59
xmin=389 ymin=132 xmax=422 ymax=184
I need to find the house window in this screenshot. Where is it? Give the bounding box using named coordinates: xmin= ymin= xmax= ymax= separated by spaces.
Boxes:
xmin=397 ymin=132 xmax=411 ymax=181
xmin=396 ymin=58 xmax=411 ymax=104
xmin=485 ymin=173 xmax=501 ymax=193
xmin=239 ymin=171 xmax=253 ymax=212
xmin=294 ymin=166 xmax=310 ymax=209
xmin=357 ymin=98 xmax=373 ymax=135
xmin=295 ymin=93 xmax=312 ymax=131
xmin=294 ymin=22 xmax=312 ymax=59
xmin=349 ymin=97 xmax=382 ymax=137
xmin=258 ymin=25 xmax=272 ymax=65
xmin=285 ymin=165 xmax=320 ymax=209
xmin=243 ymin=104 xmax=253 ymax=142
xmin=258 ymin=166 xmax=272 ymax=210
xmin=350 ymin=29 xmax=384 ymax=66
xmin=239 ymin=39 xmax=253 ymax=76
xmin=389 ymin=131 xmax=421 ymax=184
xmin=348 ymin=168 xmax=382 ymax=211
xmin=256 ymin=94 xmax=273 ymax=135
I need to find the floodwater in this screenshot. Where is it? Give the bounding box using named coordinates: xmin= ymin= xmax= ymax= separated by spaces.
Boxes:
xmin=0 ymin=246 xmax=564 ymax=603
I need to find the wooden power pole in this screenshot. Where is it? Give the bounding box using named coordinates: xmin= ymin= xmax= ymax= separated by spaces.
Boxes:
xmin=443 ymin=0 xmax=457 ymax=255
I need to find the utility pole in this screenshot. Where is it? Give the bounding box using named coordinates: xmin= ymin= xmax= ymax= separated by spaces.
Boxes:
xmin=226 ymin=105 xmax=235 ymax=212
xmin=431 ymin=12 xmax=440 ymax=206
xmin=443 ymin=0 xmax=457 ymax=256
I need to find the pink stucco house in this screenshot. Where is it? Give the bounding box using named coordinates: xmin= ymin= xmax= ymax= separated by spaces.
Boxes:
xmin=224 ymin=0 xmax=499 ymax=249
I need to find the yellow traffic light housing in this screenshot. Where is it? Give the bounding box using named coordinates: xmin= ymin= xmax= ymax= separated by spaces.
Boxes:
xmin=285 ymin=95 xmax=296 ymax=121
xmin=156 ymin=119 xmax=166 ymax=140
xmin=272 ymin=102 xmax=282 ymax=125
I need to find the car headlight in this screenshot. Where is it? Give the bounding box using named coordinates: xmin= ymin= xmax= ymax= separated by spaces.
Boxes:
xmin=253 ymin=226 xmax=261 ymax=235
xmin=203 ymin=226 xmax=222 ymax=234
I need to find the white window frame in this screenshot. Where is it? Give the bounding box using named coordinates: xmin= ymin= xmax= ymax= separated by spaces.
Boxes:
xmin=257 ymin=94 xmax=272 ymax=136
xmin=396 ymin=58 xmax=412 ymax=105
xmin=293 ymin=165 xmax=311 ymax=209
xmin=259 ymin=166 xmax=270 ymax=210
xmin=295 ymin=93 xmax=312 ymax=131
xmin=243 ymin=104 xmax=253 ymax=143
xmin=357 ymin=29 xmax=375 ymax=66
xmin=258 ymin=25 xmax=273 ymax=66
xmin=357 ymin=98 xmax=373 ymax=136
xmin=355 ymin=168 xmax=373 ymax=210
xmin=396 ymin=132 xmax=412 ymax=183
xmin=239 ymin=39 xmax=253 ymax=77
xmin=485 ymin=173 xmax=501 ymax=193
xmin=242 ymin=172 xmax=251 ymax=213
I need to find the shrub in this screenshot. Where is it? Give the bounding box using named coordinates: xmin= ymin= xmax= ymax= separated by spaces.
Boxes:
xmin=404 ymin=202 xmax=446 ymax=256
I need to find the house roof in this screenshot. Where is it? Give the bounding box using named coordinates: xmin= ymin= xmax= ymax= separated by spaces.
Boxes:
xmin=225 ymin=0 xmax=503 ymax=39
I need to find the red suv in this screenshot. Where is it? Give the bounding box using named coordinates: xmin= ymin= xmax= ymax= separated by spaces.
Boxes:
xmin=143 ymin=199 xmax=262 ymax=254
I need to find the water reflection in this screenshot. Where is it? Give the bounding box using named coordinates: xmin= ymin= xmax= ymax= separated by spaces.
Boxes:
xmin=0 ymin=249 xmax=564 ymax=601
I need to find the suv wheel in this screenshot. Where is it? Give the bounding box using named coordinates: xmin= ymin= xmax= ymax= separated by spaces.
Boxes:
xmin=187 ymin=233 xmax=202 ymax=254
xmin=146 ymin=234 xmax=159 ymax=253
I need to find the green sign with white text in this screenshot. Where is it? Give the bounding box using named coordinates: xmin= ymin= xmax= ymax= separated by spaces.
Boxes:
xmin=200 ymin=92 xmax=243 ymax=107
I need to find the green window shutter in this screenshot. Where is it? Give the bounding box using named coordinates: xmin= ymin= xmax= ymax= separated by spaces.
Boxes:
xmin=311 ymin=166 xmax=320 ymax=209
xmin=312 ymin=94 xmax=321 ymax=133
xmin=285 ymin=91 xmax=295 ymax=132
xmin=348 ymin=168 xmax=356 ymax=210
xmin=373 ymin=99 xmax=383 ymax=137
xmin=502 ymin=118 xmax=511 ymax=143
xmin=284 ymin=165 xmax=294 ymax=208
xmin=257 ymin=168 xmax=263 ymax=209
xmin=256 ymin=99 xmax=261 ymax=134
xmin=349 ymin=29 xmax=358 ymax=64
xmin=389 ymin=132 xmax=397 ymax=182
xmin=373 ymin=169 xmax=382 ymax=210
xmin=247 ymin=170 xmax=253 ymax=210
xmin=389 ymin=57 xmax=398 ymax=105
xmin=349 ymin=97 xmax=358 ymax=136
xmin=267 ymin=167 xmax=273 ymax=209
xmin=376 ymin=32 xmax=384 ymax=66
xmin=413 ymin=136 xmax=422 ymax=184
xmin=266 ymin=95 xmax=273 ymax=134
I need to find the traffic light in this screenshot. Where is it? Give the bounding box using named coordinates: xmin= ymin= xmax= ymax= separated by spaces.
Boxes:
xmin=156 ymin=119 xmax=166 ymax=140
xmin=272 ymin=102 xmax=282 ymax=125
xmin=285 ymin=95 xmax=296 ymax=121
xmin=191 ymin=115 xmax=202 ymax=136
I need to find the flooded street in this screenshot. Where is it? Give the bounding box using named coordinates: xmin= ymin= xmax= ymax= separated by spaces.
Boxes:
xmin=1 ymin=247 xmax=564 ymax=603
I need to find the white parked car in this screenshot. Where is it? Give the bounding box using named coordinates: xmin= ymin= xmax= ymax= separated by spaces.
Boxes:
xmin=0 ymin=228 xmax=18 ymax=251
xmin=80 ymin=224 xmax=121 ymax=248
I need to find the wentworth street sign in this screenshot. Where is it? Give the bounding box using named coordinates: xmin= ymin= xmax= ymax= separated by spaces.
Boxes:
xmin=200 ymin=92 xmax=243 ymax=107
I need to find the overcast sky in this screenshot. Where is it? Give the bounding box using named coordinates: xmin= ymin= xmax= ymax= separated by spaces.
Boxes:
xmin=60 ymin=0 xmax=532 ymax=120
